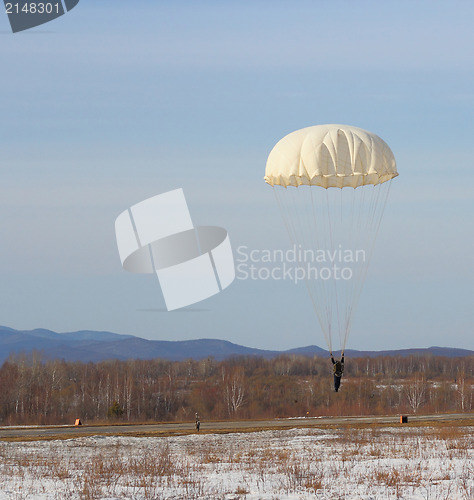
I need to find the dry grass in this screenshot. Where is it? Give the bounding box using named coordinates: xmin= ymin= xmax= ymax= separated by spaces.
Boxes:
xmin=0 ymin=421 xmax=472 ymax=499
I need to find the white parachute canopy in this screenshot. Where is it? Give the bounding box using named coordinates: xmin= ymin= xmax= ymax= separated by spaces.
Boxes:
xmin=265 ymin=124 xmax=398 ymax=353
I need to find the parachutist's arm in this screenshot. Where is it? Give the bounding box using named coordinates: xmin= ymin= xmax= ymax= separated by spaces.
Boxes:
xmin=331 ymin=356 xmax=336 ymax=365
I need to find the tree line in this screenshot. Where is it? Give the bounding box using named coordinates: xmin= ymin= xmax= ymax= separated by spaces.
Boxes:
xmin=0 ymin=352 xmax=472 ymax=425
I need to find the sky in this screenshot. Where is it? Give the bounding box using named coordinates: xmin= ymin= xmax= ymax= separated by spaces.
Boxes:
xmin=0 ymin=1 xmax=473 ymax=351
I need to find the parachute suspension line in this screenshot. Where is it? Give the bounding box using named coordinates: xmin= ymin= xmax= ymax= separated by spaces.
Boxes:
xmin=354 ymin=180 xmax=392 ymax=303
xmin=346 ymin=184 xmax=369 ymax=349
xmin=276 ymin=181 xmax=393 ymax=354
xmin=325 ymin=187 xmax=344 ymax=351
xmin=273 ymin=186 xmax=333 ymax=352
xmin=341 ymin=188 xmax=357 ymax=350
xmin=295 ymin=187 xmax=333 ymax=352
xmin=345 ymin=184 xmax=376 ymax=350
xmin=373 ymin=180 xmax=392 ymax=244
xmin=342 ymin=186 xmax=357 ymax=349
xmin=310 ymin=187 xmax=333 ymax=353
xmin=339 ymin=186 xmax=347 ymax=351
xmin=343 ymin=180 xmax=393 ymax=348
xmin=322 ymin=188 xmax=335 ymax=348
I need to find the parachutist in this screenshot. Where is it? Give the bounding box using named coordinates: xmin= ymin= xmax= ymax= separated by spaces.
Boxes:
xmin=266 ymin=125 xmax=397 ymax=368
xmin=331 ymin=352 xmax=344 ymax=392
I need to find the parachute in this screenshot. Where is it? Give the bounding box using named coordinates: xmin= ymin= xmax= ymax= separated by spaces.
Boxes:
xmin=265 ymin=124 xmax=398 ymax=353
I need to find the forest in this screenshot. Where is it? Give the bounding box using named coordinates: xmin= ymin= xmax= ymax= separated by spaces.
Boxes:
xmin=0 ymin=353 xmax=472 ymax=425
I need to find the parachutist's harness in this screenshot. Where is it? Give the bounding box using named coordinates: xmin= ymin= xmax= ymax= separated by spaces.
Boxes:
xmin=331 ymin=354 xmax=344 ymax=392
xmin=331 ymin=354 xmax=344 ymax=377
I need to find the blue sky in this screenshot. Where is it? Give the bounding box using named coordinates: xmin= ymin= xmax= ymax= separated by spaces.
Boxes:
xmin=0 ymin=1 xmax=473 ymax=351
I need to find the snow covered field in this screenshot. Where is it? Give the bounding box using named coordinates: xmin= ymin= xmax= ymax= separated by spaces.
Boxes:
xmin=0 ymin=424 xmax=472 ymax=499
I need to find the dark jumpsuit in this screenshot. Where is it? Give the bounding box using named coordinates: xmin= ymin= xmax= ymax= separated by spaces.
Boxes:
xmin=331 ymin=355 xmax=344 ymax=392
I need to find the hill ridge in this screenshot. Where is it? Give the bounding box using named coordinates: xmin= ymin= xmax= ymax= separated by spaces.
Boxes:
xmin=0 ymin=325 xmax=472 ymax=364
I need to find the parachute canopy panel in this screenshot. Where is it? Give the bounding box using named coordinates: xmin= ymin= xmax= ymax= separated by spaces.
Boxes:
xmin=264 ymin=124 xmax=398 ymax=189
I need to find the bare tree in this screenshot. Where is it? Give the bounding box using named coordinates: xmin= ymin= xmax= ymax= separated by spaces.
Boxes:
xmin=405 ymin=375 xmax=426 ymax=414
xmin=224 ymin=367 xmax=246 ymax=416
xmin=455 ymin=367 xmax=470 ymax=411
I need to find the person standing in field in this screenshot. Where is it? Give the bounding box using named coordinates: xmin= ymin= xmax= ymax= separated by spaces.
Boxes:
xmin=195 ymin=412 xmax=200 ymax=432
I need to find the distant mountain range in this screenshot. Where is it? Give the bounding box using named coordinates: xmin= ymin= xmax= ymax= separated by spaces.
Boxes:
xmin=0 ymin=325 xmax=472 ymax=365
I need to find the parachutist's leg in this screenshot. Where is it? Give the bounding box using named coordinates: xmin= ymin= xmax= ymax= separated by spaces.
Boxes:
xmin=334 ymin=375 xmax=341 ymax=392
